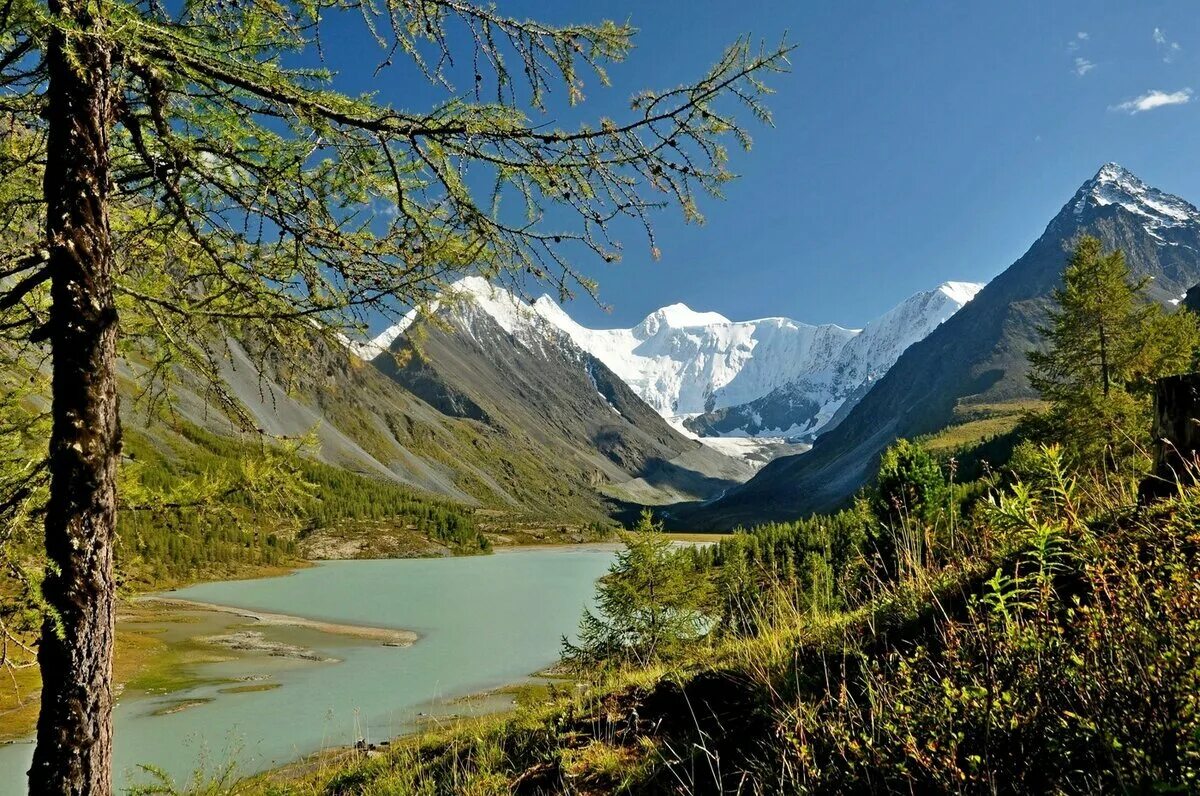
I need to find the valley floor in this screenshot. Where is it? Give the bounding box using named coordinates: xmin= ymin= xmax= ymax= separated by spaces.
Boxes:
xmin=1 ymin=598 xmax=298 ymax=744
xmin=238 ymin=462 xmax=1200 ymax=795
xmin=0 ymin=520 xmax=630 ymax=747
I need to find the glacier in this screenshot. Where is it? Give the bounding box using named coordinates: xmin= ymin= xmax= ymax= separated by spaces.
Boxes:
xmin=535 ymin=281 xmax=982 ymax=439
xmin=355 ymin=275 xmax=983 ymax=443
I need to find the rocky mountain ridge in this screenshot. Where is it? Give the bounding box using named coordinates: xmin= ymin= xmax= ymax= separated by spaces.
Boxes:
xmin=681 ymin=163 xmax=1200 ymax=527
xmin=362 ymin=275 xmax=982 ymax=445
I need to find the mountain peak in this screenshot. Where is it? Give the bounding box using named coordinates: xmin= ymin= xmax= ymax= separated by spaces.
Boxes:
xmin=937 ymin=281 xmax=985 ymax=305
xmin=447 ymin=274 xmax=508 ymax=301
xmin=1092 ymin=161 xmax=1139 ymax=185
xmin=350 ymin=276 xmax=536 ymax=360
xmin=1074 ymin=163 xmax=1200 ymax=232
xmin=636 ymin=303 xmax=731 ymax=336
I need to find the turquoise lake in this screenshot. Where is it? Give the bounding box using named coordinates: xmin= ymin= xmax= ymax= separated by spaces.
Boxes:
xmin=0 ymin=545 xmax=615 ymax=793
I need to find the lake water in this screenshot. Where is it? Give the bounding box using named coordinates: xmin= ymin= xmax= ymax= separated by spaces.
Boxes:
xmin=0 ymin=545 xmax=615 ymax=793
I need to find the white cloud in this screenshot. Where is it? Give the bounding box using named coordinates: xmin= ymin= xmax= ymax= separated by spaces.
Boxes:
xmin=1154 ymin=27 xmax=1182 ymax=62
xmin=1110 ymin=88 xmax=1193 ymax=114
xmin=1074 ymin=57 xmax=1096 ymax=76
xmin=1067 ymin=32 xmax=1090 ymax=59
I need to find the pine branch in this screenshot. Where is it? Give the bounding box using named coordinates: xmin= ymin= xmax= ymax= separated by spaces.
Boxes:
xmin=0 ymin=263 xmax=49 ymax=311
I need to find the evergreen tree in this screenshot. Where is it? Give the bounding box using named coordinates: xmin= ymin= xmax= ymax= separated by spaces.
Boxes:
xmin=873 ymin=438 xmax=949 ymax=527
xmin=563 ymin=510 xmax=713 ymax=669
xmin=1028 ymin=236 xmax=1200 ymax=470
xmin=715 ymin=539 xmax=758 ymax=636
xmin=870 ymin=438 xmax=949 ymax=579
xmin=0 ymin=3 xmax=790 ymax=789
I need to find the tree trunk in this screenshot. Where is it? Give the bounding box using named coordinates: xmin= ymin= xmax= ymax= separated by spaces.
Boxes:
xmin=29 ymin=4 xmax=119 ymax=794
xmin=1138 ymin=373 xmax=1200 ymax=504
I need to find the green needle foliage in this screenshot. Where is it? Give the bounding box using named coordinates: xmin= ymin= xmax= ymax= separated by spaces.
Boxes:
xmin=563 ymin=509 xmax=713 ymax=669
xmin=1028 ymin=235 xmax=1200 ymax=471
xmin=0 ymin=1 xmax=792 ymax=436
xmin=869 ymin=437 xmax=952 ymax=579
xmin=0 ymin=1 xmax=790 ymax=789
xmin=1 ymin=2 xmax=792 ymax=415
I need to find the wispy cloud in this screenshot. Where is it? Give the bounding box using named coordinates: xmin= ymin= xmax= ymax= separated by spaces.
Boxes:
xmin=1154 ymin=27 xmax=1182 ymax=62
xmin=1110 ymin=88 xmax=1193 ymax=114
xmin=1067 ymin=32 xmax=1092 ymax=69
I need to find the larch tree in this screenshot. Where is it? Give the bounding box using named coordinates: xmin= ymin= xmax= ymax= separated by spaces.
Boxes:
xmin=869 ymin=437 xmax=949 ymax=579
xmin=562 ymin=509 xmax=713 ymax=669
xmin=1028 ymin=235 xmax=1200 ymax=470
xmin=0 ymin=1 xmax=789 ymax=791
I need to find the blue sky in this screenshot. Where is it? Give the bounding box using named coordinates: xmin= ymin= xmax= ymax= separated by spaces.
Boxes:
xmin=318 ymin=2 xmax=1200 ymax=329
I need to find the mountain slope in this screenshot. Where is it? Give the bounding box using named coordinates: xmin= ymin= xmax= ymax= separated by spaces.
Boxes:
xmin=118 ymin=273 xmax=754 ymax=525
xmin=684 ymin=163 xmax=1200 ymax=527
xmin=1184 ymin=282 xmax=1200 ymax=314
xmin=141 ymin=333 xmax=613 ymax=514
xmin=533 ymin=281 xmax=981 ymax=440
xmin=368 ymin=278 xmax=755 ymax=510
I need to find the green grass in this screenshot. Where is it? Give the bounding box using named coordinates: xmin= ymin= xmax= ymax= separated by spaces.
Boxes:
xmin=218 ymin=683 xmax=281 ymax=695
xmin=234 ymin=450 xmax=1200 ymax=796
xmin=0 ymin=664 xmax=41 ymax=743
xmin=919 ymin=399 xmax=1046 ymax=453
xmin=151 ymin=698 xmax=215 ymax=717
xmin=665 ymin=531 xmax=734 ymax=544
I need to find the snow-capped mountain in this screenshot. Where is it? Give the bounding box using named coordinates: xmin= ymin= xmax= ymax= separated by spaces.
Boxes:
xmin=686 ymin=163 xmax=1200 ymax=528
xmin=355 ymin=275 xmax=757 ymax=505
xmin=535 ymin=281 xmax=982 ymax=440
xmin=532 ymin=299 xmax=857 ymax=417
xmin=354 ymin=276 xmax=981 ymax=446
xmin=349 ymin=277 xmax=556 ymax=360
xmin=1073 ymin=163 xmax=1200 ymax=240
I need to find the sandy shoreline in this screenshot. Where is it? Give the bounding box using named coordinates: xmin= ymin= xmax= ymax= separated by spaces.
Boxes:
xmin=140 ymin=597 xmax=419 ymax=646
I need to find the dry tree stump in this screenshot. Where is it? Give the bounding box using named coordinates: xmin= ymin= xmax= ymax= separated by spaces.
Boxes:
xmin=1139 ymin=373 xmax=1200 ymax=503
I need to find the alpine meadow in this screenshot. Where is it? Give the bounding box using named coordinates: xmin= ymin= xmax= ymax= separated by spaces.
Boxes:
xmin=1 ymin=4 xmax=1200 ymax=796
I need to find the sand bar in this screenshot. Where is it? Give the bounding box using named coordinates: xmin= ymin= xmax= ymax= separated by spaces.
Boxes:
xmin=140 ymin=597 xmax=419 ymax=646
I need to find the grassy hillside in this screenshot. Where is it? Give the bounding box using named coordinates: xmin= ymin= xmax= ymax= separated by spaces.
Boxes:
xmin=169 ymin=311 xmax=753 ymax=527
xmin=238 ymin=440 xmax=1200 ymax=795
xmin=171 ymin=335 xmax=648 ymax=523
xmin=917 ymin=400 xmax=1044 ymax=454
xmin=115 ymin=422 xmax=489 ymax=589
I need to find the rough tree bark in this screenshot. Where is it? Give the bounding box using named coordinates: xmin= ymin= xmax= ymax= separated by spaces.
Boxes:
xmin=28 ymin=2 xmax=120 ymax=793
xmin=1138 ymin=373 xmax=1200 ymax=504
